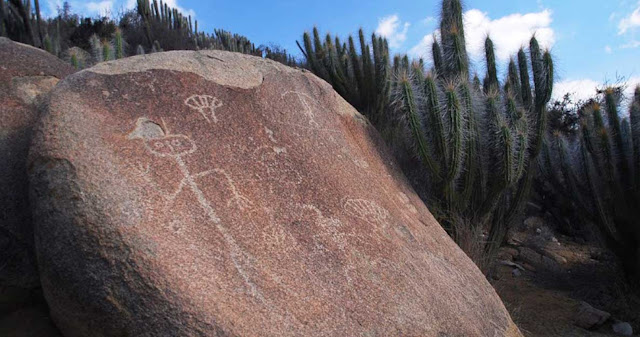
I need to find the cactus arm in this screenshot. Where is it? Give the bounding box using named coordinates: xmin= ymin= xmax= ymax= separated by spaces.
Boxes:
xmin=483 ymin=37 xmax=498 ymax=94
xmin=442 ymin=85 xmax=464 ymax=207
xmin=529 ymin=45 xmax=553 ymax=158
xmin=114 ymin=29 xmax=124 ymax=59
xmin=517 ymin=48 xmax=533 ymax=110
xmin=459 ymin=82 xmax=482 ymax=210
xmin=432 ymin=38 xmax=444 ymax=74
xmin=605 ymin=87 xmax=632 ymax=188
xmin=424 ymin=75 xmax=447 ymax=174
xmin=506 ymin=58 xmax=521 ymax=100
xmin=440 ymin=0 xmax=469 ymax=79
xmin=399 ymin=75 xmax=441 ymax=178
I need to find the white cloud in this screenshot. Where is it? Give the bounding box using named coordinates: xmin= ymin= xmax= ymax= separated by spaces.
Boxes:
xmin=553 ymin=79 xmax=602 ymax=103
xmin=125 ymin=0 xmax=137 ymax=10
xmin=605 ymin=45 xmax=613 ymax=53
xmin=463 ymin=9 xmax=555 ymax=62
xmin=376 ymin=15 xmax=410 ymax=49
xmin=409 ymin=9 xmax=555 ymax=63
xmin=44 ymin=0 xmax=63 ymax=16
xmin=618 ymin=3 xmax=640 ymax=34
xmin=162 ymin=0 xmax=196 ymax=18
xmin=409 ymin=33 xmax=438 ymax=60
xmin=85 ymin=1 xmax=114 ymax=16
xmin=621 ymin=40 xmax=640 ymax=48
xmin=42 ymin=0 xmax=193 ymax=18
xmin=553 ymin=77 xmax=640 ymax=108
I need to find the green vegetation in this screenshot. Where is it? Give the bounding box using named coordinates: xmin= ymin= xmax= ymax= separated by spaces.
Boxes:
xmin=3 ymin=0 xmax=637 ymax=283
xmin=299 ymin=0 xmax=554 ymax=269
xmin=298 ymin=27 xmax=390 ymax=126
xmin=0 ymin=0 xmax=296 ymax=68
xmin=541 ymin=86 xmax=640 ymax=284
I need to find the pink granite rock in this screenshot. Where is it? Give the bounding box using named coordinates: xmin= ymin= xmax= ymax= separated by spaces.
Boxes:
xmin=0 ymin=37 xmax=74 ymax=313
xmin=29 ymin=50 xmax=521 ymax=336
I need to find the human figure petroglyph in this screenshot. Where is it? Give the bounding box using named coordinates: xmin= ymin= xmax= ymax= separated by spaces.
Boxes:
xmin=281 ymin=91 xmax=320 ymax=128
xmin=185 ymin=94 xmax=224 ymax=124
xmin=127 ymin=118 xmax=259 ymax=298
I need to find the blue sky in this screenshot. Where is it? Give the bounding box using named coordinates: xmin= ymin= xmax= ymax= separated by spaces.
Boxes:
xmin=45 ymin=0 xmax=640 ymax=102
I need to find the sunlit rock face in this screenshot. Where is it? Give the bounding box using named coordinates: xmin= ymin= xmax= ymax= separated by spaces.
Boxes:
xmin=29 ymin=50 xmax=521 ymax=337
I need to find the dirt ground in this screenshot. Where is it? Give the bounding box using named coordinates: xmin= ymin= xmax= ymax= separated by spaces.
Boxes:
xmin=491 ymin=220 xmax=640 ymax=336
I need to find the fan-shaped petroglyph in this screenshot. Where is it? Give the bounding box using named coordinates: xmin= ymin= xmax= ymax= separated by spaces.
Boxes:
xmin=127 ymin=117 xmax=259 ymax=298
xmin=184 ymin=94 xmax=224 ymax=124
xmin=260 ymin=207 xmax=299 ymax=254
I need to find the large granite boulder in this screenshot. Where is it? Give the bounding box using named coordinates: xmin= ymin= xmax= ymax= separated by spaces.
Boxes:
xmin=0 ymin=37 xmax=75 ymax=314
xmin=29 ymin=50 xmax=521 ymax=336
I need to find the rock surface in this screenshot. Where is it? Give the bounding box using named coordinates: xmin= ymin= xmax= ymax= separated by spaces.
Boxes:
xmin=29 ymin=50 xmax=521 ymax=336
xmin=573 ymin=301 xmax=611 ymax=330
xmin=0 ymin=37 xmax=75 ymax=311
xmin=612 ymin=321 xmax=633 ymax=336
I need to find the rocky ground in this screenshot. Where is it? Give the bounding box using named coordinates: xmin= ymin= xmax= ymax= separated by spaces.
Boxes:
xmin=492 ymin=216 xmax=640 ymax=336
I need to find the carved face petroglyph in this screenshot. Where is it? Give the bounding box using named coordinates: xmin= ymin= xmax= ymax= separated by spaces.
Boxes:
xmin=145 ymin=134 xmax=197 ymax=157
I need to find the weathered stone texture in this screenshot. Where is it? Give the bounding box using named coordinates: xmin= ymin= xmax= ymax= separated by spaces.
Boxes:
xmin=0 ymin=37 xmax=74 ymax=311
xmin=29 ymin=50 xmax=521 ymax=336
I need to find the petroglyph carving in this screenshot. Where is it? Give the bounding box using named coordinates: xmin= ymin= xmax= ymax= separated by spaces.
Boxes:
xmin=128 ymin=118 xmax=259 ymax=297
xmin=281 ymin=91 xmax=319 ymax=128
xmin=264 ymin=126 xmax=278 ymax=143
xmin=185 ymin=94 xmax=224 ymax=123
xmin=194 ymin=168 xmax=253 ymax=210
xmin=340 ymin=147 xmax=369 ymax=169
xmin=252 ymin=145 xmax=302 ymax=188
xmin=342 ymin=198 xmax=389 ymax=225
xmin=353 ymin=159 xmax=369 ymax=169
xmin=299 ymin=204 xmax=350 ymax=252
xmin=397 ymin=192 xmax=418 ymax=214
xmin=261 ymin=207 xmax=299 ymax=254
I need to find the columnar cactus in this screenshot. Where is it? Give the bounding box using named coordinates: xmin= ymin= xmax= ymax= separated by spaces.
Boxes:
xmin=541 ymin=86 xmax=640 ymax=284
xmin=89 ymin=34 xmax=103 ymax=63
xmin=299 ymin=0 xmax=554 ymax=264
xmin=393 ymin=34 xmax=552 ymax=257
xmin=113 ymin=28 xmax=125 ymax=59
xmin=297 ymin=27 xmax=390 ymax=126
xmin=102 ymin=40 xmax=113 ymax=61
